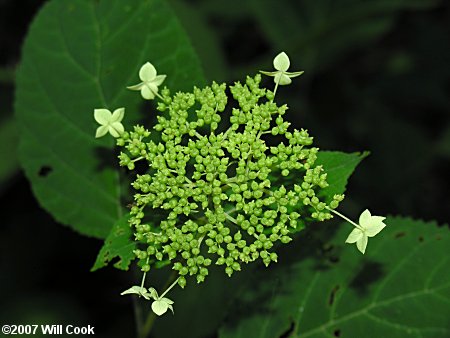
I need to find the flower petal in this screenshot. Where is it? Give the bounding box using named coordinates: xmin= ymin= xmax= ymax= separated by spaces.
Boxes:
xmin=153 ymin=74 xmax=166 ymax=86
xmin=108 ymin=122 xmax=124 ymax=138
xmin=285 ymin=70 xmax=304 ymax=78
xmin=345 ymin=228 xmax=363 ymax=243
xmin=139 ymin=62 xmax=157 ymax=81
xmin=259 ymin=70 xmax=278 ymax=77
xmin=141 ymin=85 xmax=156 ymax=100
xmin=273 ymin=52 xmax=290 ymax=72
xmin=152 ymin=299 xmax=169 ymax=316
xmin=148 ymin=287 xmax=159 ymax=300
xmin=365 ymin=218 xmax=386 ymax=237
xmin=275 ymin=73 xmax=292 ymax=86
xmin=127 ymin=83 xmax=144 ymax=91
xmin=94 ymin=108 xmax=112 ymax=125
xmin=359 ymin=209 xmax=372 ymax=228
xmin=111 ymin=108 xmax=125 ymax=123
xmin=141 ymin=292 xmax=152 ymax=300
xmin=95 ymin=125 xmax=109 ymax=138
xmin=120 ymin=286 xmax=147 ymax=296
xmin=356 ymin=235 xmax=368 ymax=254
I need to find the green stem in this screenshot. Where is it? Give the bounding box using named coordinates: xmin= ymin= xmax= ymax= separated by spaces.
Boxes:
xmin=139 ymin=312 xmax=155 ymax=338
xmin=160 ymin=277 xmax=180 ymax=299
xmin=139 ymin=271 xmax=178 ymax=338
xmin=224 ymin=212 xmax=238 ymax=224
xmin=185 ymin=122 xmax=203 ymax=139
xmin=155 ymin=91 xmax=165 ymax=101
xmin=326 ymin=207 xmax=362 ymax=230
xmin=133 ymin=296 xmax=143 ymax=337
xmin=272 ymin=76 xmax=280 ymax=99
xmin=140 ymin=257 xmax=150 ymax=288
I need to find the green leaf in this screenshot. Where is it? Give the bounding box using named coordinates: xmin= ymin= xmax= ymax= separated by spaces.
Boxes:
xmin=91 ymin=213 xmax=135 ymax=272
xmin=316 ymin=151 xmax=369 ymax=201
xmin=219 ymin=217 xmax=450 ymax=338
xmin=238 ymin=0 xmax=440 ymax=76
xmin=15 ymin=0 xmax=205 ymax=238
xmin=169 ymin=0 xmax=227 ymax=81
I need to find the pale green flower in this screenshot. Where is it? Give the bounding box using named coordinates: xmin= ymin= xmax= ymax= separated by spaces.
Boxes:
xmin=120 ymin=285 xmax=151 ymax=300
xmin=260 ymin=52 xmax=304 ymax=85
xmin=127 ymin=62 xmax=166 ymax=100
xmin=345 ymin=209 xmax=386 ymax=254
xmin=94 ymin=107 xmax=124 ymax=138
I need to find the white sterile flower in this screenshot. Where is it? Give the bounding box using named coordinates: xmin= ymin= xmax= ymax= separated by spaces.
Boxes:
xmin=345 ymin=209 xmax=387 ymax=254
xmin=260 ymin=51 xmax=304 ymax=85
xmin=94 ymin=107 xmax=125 ymax=138
xmin=120 ymin=286 xmax=152 ymax=300
xmin=127 ymin=62 xmax=166 ymax=100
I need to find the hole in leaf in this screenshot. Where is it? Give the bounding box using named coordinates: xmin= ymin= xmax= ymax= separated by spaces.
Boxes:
xmin=279 ymin=319 xmax=295 ymax=338
xmin=418 ymin=236 xmax=424 ymax=242
xmin=328 ymin=285 xmax=340 ymax=306
xmin=333 ymin=329 xmax=341 ymax=337
xmin=38 ymin=166 xmax=53 ymax=177
xmin=394 ymin=232 xmax=406 ymax=238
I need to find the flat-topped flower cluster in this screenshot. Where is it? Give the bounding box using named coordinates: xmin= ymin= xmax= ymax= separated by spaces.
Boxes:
xmin=117 ymin=73 xmax=343 ymax=287
xmin=94 ymin=52 xmax=387 ymax=316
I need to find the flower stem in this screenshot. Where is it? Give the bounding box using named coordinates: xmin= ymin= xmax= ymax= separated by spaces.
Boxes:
xmin=140 ymin=257 xmax=150 ymax=289
xmin=155 ymin=91 xmax=165 ymax=101
xmin=160 ymin=277 xmax=180 ymax=299
xmin=224 ymin=212 xmax=238 ymax=225
xmin=139 ymin=272 xmax=178 ymax=338
xmin=273 ymin=77 xmax=280 ymax=99
xmin=326 ymin=207 xmax=362 ymax=230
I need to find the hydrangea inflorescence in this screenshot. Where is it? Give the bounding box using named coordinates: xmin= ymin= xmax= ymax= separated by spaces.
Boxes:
xmin=94 ymin=52 xmax=386 ymax=316
xmin=116 ymin=64 xmax=344 ymax=288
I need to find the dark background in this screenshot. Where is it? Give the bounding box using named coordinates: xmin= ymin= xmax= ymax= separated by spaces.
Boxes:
xmin=1 ymin=0 xmax=449 ymax=337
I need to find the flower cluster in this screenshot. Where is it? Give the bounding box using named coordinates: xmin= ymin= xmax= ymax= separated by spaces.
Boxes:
xmin=116 ymin=71 xmax=344 ymax=288
xmin=94 ymin=52 xmax=387 ymax=316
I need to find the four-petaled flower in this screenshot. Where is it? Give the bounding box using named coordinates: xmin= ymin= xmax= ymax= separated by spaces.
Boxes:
xmin=127 ymin=62 xmax=166 ymax=100
xmin=345 ymin=209 xmax=386 ymax=254
xmin=260 ymin=51 xmax=304 ymax=85
xmin=94 ymin=107 xmax=125 ymax=138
